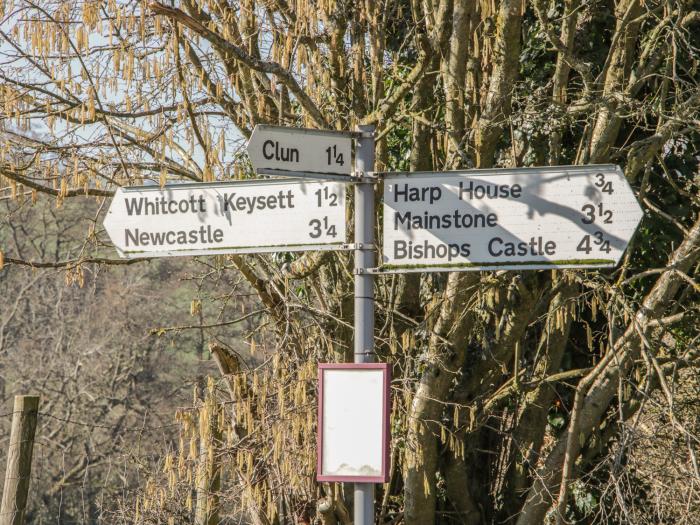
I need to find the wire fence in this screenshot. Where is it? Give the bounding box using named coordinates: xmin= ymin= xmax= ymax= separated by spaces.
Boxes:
xmin=0 ymin=400 xmax=183 ymax=524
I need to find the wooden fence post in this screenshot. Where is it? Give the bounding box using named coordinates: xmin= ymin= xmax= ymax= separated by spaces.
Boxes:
xmin=0 ymin=396 xmax=39 ymax=525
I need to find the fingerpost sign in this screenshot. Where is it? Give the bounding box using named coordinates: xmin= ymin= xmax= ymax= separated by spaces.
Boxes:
xmin=246 ymin=125 xmax=352 ymax=175
xmin=103 ymin=179 xmax=347 ymax=258
xmin=380 ymin=165 xmax=643 ymax=272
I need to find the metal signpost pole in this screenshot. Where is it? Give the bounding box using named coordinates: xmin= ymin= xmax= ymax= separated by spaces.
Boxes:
xmin=354 ymin=124 xmax=376 ymax=525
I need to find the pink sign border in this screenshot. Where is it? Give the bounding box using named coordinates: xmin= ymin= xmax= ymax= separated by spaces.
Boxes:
xmin=317 ymin=363 xmax=391 ymax=483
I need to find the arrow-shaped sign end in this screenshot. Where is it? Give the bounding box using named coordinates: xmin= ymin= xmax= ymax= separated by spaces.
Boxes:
xmin=103 ymin=187 xmax=125 ymax=252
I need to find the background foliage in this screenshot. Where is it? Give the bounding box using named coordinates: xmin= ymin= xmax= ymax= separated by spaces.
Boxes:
xmin=1 ymin=0 xmax=700 ymax=524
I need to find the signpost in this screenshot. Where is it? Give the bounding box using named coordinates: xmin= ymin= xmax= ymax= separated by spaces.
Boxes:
xmin=381 ymin=165 xmax=643 ymax=272
xmin=247 ymin=125 xmax=352 ymax=175
xmin=353 ymin=125 xmax=376 ymax=525
xmin=103 ymin=124 xmax=645 ymax=525
xmin=103 ymin=179 xmax=347 ymax=258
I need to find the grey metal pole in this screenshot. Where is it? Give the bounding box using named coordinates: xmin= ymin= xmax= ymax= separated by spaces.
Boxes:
xmin=354 ymin=124 xmax=375 ymax=525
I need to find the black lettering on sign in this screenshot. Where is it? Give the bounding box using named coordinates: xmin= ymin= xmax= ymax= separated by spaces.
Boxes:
xmin=393 ymin=240 xmax=471 ymax=261
xmin=577 ymin=232 xmax=612 ymax=255
xmin=124 ymin=196 xmax=206 ymax=216
xmin=221 ymin=190 xmax=295 ymax=214
xmin=262 ymin=140 xmax=299 ymax=163
xmin=308 ymin=217 xmax=337 ymax=239
xmin=315 ymin=187 xmax=339 ymax=207
xmin=393 ymin=184 xmax=442 ymax=204
xmin=325 ymin=145 xmax=344 ymax=166
xmin=581 ymin=203 xmax=613 ymax=224
xmin=458 ymin=180 xmax=522 ymax=200
xmin=595 ymin=173 xmax=614 ymax=194
xmin=125 ymin=226 xmax=224 ymax=247
xmin=487 ymin=236 xmax=557 ymax=257
xmin=394 ymin=210 xmax=498 ymax=230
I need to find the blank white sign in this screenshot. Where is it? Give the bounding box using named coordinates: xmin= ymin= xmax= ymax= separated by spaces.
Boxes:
xmin=320 ymin=368 xmax=386 ymax=479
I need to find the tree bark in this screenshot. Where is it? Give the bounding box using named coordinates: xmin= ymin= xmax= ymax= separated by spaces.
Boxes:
xmin=517 ymin=211 xmax=700 ymax=525
xmin=474 ymin=0 xmax=523 ymax=168
xmin=443 ymin=0 xmax=471 ymax=168
xmin=547 ymin=0 xmax=581 ymax=165
xmin=403 ymin=272 xmax=479 ymax=525
xmin=588 ymin=0 xmax=643 ymax=162
xmin=503 ymin=279 xmax=577 ymax=518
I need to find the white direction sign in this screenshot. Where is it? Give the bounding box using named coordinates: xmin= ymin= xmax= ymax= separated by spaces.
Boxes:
xmin=381 ymin=165 xmax=643 ymax=272
xmin=104 ymin=179 xmax=346 ymax=258
xmin=247 ymin=125 xmax=352 ymax=175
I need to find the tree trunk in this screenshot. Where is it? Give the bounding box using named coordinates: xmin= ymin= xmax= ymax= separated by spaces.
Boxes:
xmin=475 ymin=0 xmax=523 ymax=168
xmin=403 ymin=272 xmax=479 ymax=525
